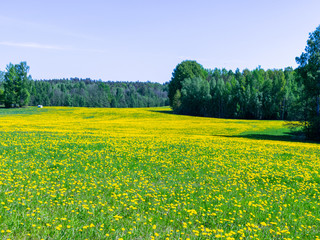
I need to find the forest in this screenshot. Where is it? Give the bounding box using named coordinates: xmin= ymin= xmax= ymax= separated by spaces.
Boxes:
xmin=29 ymin=78 xmax=168 ymax=108
xmin=169 ymin=63 xmax=299 ymax=120
xmin=0 ymin=67 xmax=168 ymax=108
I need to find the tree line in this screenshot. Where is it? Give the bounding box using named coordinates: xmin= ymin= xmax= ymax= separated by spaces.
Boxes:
xmin=169 ymin=62 xmax=299 ymax=120
xmin=168 ymin=25 xmax=320 ymax=140
xmin=29 ymin=79 xmax=168 ymax=108
xmin=0 ymin=69 xmax=169 ymax=108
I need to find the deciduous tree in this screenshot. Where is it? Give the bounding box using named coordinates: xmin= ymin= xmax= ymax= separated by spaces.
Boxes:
xmin=4 ymin=62 xmax=31 ymax=108
xmin=296 ymin=25 xmax=320 ymax=139
xmin=168 ymin=60 xmax=207 ymax=108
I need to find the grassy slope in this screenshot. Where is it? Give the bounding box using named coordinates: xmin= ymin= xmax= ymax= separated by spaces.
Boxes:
xmin=0 ymin=107 xmax=319 ymax=240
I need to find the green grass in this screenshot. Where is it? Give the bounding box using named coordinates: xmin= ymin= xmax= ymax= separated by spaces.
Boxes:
xmin=0 ymin=107 xmax=319 ymax=239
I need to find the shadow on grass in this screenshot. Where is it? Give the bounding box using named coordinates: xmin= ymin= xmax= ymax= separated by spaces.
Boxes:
xmin=215 ymin=132 xmax=319 ymax=144
xmin=149 ymin=109 xmax=204 ymax=117
xmin=149 ymin=109 xmax=319 ymax=144
xmin=148 ymin=110 xmax=174 ymax=115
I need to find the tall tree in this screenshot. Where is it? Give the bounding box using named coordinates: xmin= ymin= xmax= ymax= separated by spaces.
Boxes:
xmin=15 ymin=62 xmax=31 ymax=107
xmin=4 ymin=64 xmax=17 ymax=108
xmin=296 ymin=25 xmax=320 ymax=139
xmin=4 ymin=62 xmax=31 ymax=108
xmin=168 ymin=60 xmax=207 ymax=109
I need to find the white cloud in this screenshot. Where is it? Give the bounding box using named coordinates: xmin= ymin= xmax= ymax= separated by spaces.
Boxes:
xmin=0 ymin=41 xmax=108 ymax=54
xmin=0 ymin=15 xmax=101 ymax=42
xmin=0 ymin=41 xmax=65 ymax=50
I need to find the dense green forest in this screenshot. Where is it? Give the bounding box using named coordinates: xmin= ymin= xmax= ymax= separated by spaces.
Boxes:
xmin=29 ymin=79 xmax=168 ymax=108
xmin=0 ymin=67 xmax=168 ymax=108
xmin=169 ymin=62 xmax=299 ymax=120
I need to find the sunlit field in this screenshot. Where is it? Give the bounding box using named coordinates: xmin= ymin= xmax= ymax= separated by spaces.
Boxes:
xmin=0 ymin=107 xmax=319 ymax=240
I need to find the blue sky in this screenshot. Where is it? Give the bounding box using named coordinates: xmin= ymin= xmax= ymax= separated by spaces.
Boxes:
xmin=0 ymin=0 xmax=320 ymax=83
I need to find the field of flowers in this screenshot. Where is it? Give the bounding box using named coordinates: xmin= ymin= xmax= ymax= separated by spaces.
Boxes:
xmin=0 ymin=107 xmax=319 ymax=240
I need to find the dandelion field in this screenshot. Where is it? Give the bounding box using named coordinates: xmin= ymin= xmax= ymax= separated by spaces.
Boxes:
xmin=0 ymin=107 xmax=319 ymax=240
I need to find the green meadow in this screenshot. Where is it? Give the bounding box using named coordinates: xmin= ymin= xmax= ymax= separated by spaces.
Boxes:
xmin=0 ymin=107 xmax=319 ymax=240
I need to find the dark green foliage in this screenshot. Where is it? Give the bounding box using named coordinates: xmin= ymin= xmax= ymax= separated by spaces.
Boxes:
xmin=295 ymin=25 xmax=320 ymax=140
xmin=169 ymin=62 xmax=302 ymax=121
xmin=3 ymin=62 xmax=31 ymax=108
xmin=28 ymin=79 xmax=168 ymax=108
xmin=178 ymin=76 xmax=211 ymax=116
xmin=172 ymin=89 xmax=181 ymax=112
xmin=168 ymin=60 xmax=207 ymax=108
